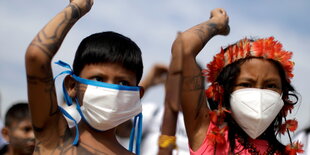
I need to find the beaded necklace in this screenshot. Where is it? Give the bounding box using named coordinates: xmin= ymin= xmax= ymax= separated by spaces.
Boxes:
xmin=236 ymin=136 xmax=280 ymax=155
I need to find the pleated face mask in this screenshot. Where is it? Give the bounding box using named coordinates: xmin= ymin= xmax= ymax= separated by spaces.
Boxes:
xmin=75 ymin=78 xmax=142 ymax=131
xmin=230 ymin=88 xmax=284 ymax=139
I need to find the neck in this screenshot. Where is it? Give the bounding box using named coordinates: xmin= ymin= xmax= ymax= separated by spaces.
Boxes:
xmin=6 ymin=146 xmax=20 ymax=155
xmin=78 ymin=121 xmax=118 ymax=145
xmin=70 ymin=121 xmax=133 ymax=154
xmin=77 ymin=121 xmax=131 ymax=154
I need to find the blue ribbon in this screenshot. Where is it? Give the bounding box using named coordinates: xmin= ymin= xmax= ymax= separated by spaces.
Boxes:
xmin=58 ymin=106 xmax=79 ymax=145
xmin=129 ymin=113 xmax=143 ymax=155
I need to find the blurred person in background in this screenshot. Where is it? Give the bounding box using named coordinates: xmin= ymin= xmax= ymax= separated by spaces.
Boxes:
xmin=0 ymin=102 xmax=35 ymax=155
xmin=0 ymin=92 xmax=8 ymax=151
xmin=0 ymin=119 xmax=7 ymax=151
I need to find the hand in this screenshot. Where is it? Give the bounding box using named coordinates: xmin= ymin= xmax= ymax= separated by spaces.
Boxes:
xmin=70 ymin=0 xmax=94 ymax=16
xmin=140 ymin=64 xmax=168 ymax=91
xmin=209 ymin=8 xmax=230 ymax=36
xmin=157 ymin=147 xmax=173 ymax=155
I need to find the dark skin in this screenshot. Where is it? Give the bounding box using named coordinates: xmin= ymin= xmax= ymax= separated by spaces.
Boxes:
xmin=25 ymin=0 xmax=142 ymax=154
xmin=1 ymin=119 xmax=35 ymax=155
xmin=157 ymin=33 xmax=183 ymax=155
xmin=233 ymin=59 xmax=282 ymax=94
xmin=169 ymin=8 xmax=229 ymax=151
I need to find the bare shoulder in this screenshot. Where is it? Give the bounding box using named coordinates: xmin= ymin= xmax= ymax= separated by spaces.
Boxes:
xmin=33 ymin=127 xmax=135 ymax=155
xmin=33 ymin=128 xmax=104 ymax=154
xmin=33 ymin=124 xmax=76 ymax=154
xmin=33 ymin=142 xmax=135 ymax=155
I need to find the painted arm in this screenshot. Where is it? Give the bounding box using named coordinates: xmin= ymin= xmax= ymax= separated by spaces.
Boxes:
xmin=25 ymin=0 xmax=93 ymax=140
xmin=171 ymin=8 xmax=229 ymax=151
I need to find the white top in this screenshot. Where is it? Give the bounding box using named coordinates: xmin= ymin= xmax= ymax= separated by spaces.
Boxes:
xmin=140 ymin=102 xmax=189 ymax=155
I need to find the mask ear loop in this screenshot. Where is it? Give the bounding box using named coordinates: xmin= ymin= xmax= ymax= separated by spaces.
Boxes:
xmin=129 ymin=116 xmax=137 ymax=151
xmin=54 ymin=60 xmax=74 ymax=106
xmin=136 ymin=113 xmax=143 ymax=155
xmin=129 ymin=113 xmax=143 ymax=155
xmin=58 ymin=106 xmax=79 ymax=145
xmin=74 ymin=97 xmax=97 ymax=131
xmin=54 ymin=60 xmax=80 ymax=145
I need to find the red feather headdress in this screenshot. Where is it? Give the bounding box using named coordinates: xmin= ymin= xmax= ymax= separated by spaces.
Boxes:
xmin=203 ymin=37 xmax=294 ymax=83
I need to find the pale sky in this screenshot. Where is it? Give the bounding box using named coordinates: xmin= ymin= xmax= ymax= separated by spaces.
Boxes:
xmin=1 ymin=0 xmax=309 ymax=144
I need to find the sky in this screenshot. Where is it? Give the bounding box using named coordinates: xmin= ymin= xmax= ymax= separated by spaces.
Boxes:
xmin=1 ymin=0 xmax=310 ymax=143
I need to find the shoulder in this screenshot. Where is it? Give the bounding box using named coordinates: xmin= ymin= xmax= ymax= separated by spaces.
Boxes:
xmin=34 ymin=113 xmax=69 ymax=139
xmin=190 ymin=122 xmax=230 ymax=154
xmin=34 ymin=125 xmax=75 ymax=153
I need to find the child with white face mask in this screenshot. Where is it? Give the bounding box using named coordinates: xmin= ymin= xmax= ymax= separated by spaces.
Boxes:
xmin=25 ymin=0 xmax=144 ymax=154
xmin=168 ymin=8 xmax=303 ymax=154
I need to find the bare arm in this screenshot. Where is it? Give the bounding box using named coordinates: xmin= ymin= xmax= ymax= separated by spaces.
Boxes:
xmin=171 ymin=8 xmax=229 ymax=150
xmin=25 ymin=0 xmax=93 ymax=140
xmin=157 ymin=107 xmax=178 ymax=155
xmin=139 ymin=64 xmax=168 ymax=92
xmin=157 ymin=47 xmax=182 ymax=154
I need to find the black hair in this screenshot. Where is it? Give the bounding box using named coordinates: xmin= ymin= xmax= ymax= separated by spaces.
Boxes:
xmin=73 ymin=31 xmax=143 ymax=84
xmin=5 ymin=102 xmax=30 ymax=128
xmin=306 ymin=127 xmax=310 ymax=134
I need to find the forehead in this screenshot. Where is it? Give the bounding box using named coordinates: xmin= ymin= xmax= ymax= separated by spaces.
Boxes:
xmin=80 ymin=63 xmax=137 ymax=80
xmin=238 ymin=58 xmax=281 ymax=80
xmin=9 ymin=119 xmax=32 ymax=129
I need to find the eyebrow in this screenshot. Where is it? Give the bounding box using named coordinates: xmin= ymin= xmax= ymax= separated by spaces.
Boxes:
xmin=236 ymin=77 xmax=255 ymax=82
xmin=264 ymin=79 xmax=281 ymax=84
xmin=237 ymin=77 xmax=281 ymax=83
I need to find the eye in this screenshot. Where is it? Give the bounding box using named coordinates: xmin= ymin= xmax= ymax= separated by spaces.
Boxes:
xmin=90 ymin=76 xmax=104 ymax=82
xmin=236 ymin=83 xmax=252 ymax=88
xmin=265 ymin=83 xmax=280 ymax=89
xmin=119 ymin=80 xmax=130 ymax=86
xmin=23 ymin=126 xmax=33 ymax=132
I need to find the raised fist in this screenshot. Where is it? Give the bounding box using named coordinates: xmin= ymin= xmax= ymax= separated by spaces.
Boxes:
xmin=70 ymin=0 xmax=93 ymax=16
xmin=210 ymin=8 xmax=230 ymax=36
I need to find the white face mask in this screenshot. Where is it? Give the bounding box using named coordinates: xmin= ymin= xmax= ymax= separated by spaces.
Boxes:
xmin=77 ymin=84 xmax=142 ymax=131
xmin=230 ymin=88 xmax=284 ymax=139
xmin=61 ymin=103 xmax=81 ymax=128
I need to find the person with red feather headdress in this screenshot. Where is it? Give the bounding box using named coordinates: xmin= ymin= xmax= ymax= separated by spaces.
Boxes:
xmin=168 ymin=8 xmax=304 ymax=154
